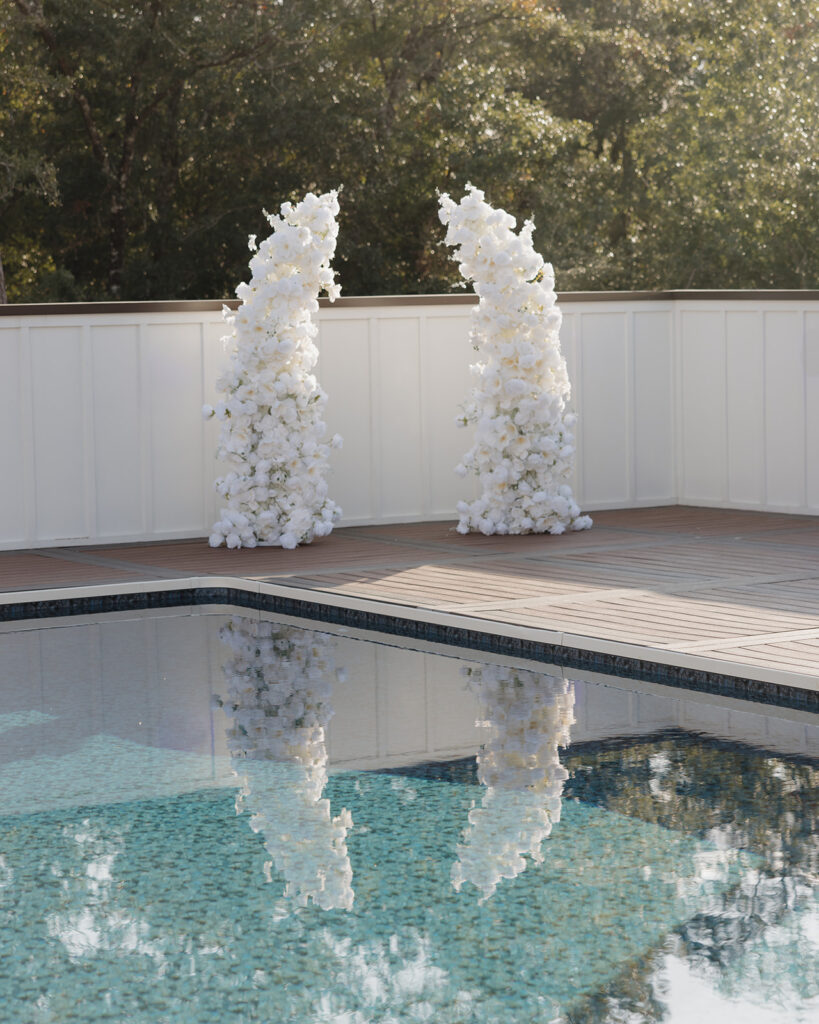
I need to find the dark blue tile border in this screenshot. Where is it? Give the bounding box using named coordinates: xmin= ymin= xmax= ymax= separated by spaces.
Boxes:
xmin=2 ymin=587 xmax=817 ymax=712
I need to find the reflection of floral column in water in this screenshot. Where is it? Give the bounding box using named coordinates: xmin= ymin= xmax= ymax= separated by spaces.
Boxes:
xmin=451 ymin=665 xmax=574 ymax=901
xmin=215 ymin=618 xmax=353 ymax=911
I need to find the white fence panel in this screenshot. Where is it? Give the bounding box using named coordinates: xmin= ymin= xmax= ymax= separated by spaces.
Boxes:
xmin=579 ymin=311 xmax=631 ymax=506
xmin=807 ymin=311 xmax=819 ymax=509
xmin=764 ymin=311 xmax=805 ymax=508
xmin=315 ymin=315 xmax=375 ymax=523
xmin=147 ymin=321 xmax=207 ymax=533
xmin=422 ymin=314 xmax=478 ymax=515
xmin=633 ymin=310 xmax=674 ymax=502
xmin=316 ymin=303 xmax=478 ymax=526
xmin=0 ymin=325 xmax=27 ymax=543
xmin=373 ymin=316 xmax=425 ymax=518
xmin=676 ymin=298 xmax=818 ymax=513
xmin=30 ymin=324 xmax=88 ymax=540
xmin=92 ymin=324 xmax=143 ymax=537
xmin=725 ymin=311 xmax=764 ymax=506
xmin=679 ymin=309 xmax=727 ymax=502
xmin=1 ymin=292 xmax=818 ymax=549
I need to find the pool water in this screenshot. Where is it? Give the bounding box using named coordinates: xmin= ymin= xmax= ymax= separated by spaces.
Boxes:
xmin=0 ymin=611 xmax=816 ymax=1023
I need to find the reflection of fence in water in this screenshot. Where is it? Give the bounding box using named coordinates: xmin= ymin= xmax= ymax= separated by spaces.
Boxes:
xmin=452 ymin=664 xmax=575 ymax=901
xmin=215 ymin=617 xmax=353 ymax=912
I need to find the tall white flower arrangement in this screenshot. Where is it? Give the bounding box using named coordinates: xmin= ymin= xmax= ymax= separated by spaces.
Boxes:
xmin=451 ymin=665 xmax=575 ymax=902
xmin=439 ymin=185 xmax=592 ymax=536
xmin=214 ymin=617 xmax=354 ymax=913
xmin=204 ymin=191 xmax=343 ymax=549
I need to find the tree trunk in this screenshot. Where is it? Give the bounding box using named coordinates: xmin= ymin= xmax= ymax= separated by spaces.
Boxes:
xmin=108 ymin=128 xmax=138 ymax=297
xmin=108 ymin=190 xmax=126 ymax=297
xmin=608 ymin=125 xmax=633 ymax=248
xmin=0 ymin=251 xmax=7 ymax=303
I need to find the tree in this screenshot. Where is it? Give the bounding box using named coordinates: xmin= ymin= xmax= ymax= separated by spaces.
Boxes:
xmin=8 ymin=0 xmax=322 ymax=296
xmin=507 ymin=0 xmax=701 ymax=287
xmin=0 ymin=14 xmax=60 ymax=301
xmin=634 ymin=0 xmax=819 ymax=287
xmin=281 ymin=0 xmax=588 ymax=294
xmin=4 ymin=0 xmax=819 ymax=299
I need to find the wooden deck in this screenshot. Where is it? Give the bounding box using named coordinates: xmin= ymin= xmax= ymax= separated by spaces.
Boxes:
xmin=3 ymin=506 xmax=819 ymax=689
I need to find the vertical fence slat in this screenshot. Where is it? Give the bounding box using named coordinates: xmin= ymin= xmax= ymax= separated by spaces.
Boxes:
xmin=764 ymin=310 xmax=806 ymax=509
xmin=0 ymin=325 xmax=28 ymax=543
xmin=805 ymin=311 xmax=819 ymax=510
xmin=633 ymin=309 xmax=674 ymax=503
xmin=30 ymin=324 xmax=87 ymax=541
xmin=726 ymin=310 xmax=765 ymax=506
xmin=679 ymin=310 xmax=727 ymax=503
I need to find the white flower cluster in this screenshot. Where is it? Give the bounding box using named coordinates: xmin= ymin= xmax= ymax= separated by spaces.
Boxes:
xmin=439 ymin=185 xmax=592 ymax=536
xmin=204 ymin=191 xmax=343 ymax=549
xmin=215 ymin=617 xmax=353 ymax=912
xmin=451 ymin=664 xmax=575 ymax=901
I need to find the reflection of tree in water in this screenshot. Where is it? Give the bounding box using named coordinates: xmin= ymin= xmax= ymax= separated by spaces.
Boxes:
xmin=45 ymin=820 xmax=165 ymax=965
xmin=562 ymin=738 xmax=819 ymax=1023
xmin=215 ymin=617 xmax=353 ymax=912
xmin=313 ymin=929 xmax=458 ymax=1023
xmin=451 ymin=664 xmax=574 ymax=901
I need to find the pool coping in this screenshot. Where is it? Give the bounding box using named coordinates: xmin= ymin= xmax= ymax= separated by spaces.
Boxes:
xmin=1 ymin=577 xmax=817 ymax=712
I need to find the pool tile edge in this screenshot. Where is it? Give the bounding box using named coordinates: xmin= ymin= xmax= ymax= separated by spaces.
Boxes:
xmin=1 ymin=577 xmax=816 ymax=710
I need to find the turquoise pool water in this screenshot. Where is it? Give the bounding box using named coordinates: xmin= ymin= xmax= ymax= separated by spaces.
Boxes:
xmin=0 ymin=612 xmax=816 ymax=1023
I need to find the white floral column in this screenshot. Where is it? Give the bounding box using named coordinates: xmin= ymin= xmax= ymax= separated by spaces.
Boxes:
xmin=451 ymin=664 xmax=575 ymax=902
xmin=204 ymin=191 xmax=342 ymax=549
xmin=439 ymin=185 xmax=592 ymax=536
xmin=214 ymin=617 xmax=354 ymax=913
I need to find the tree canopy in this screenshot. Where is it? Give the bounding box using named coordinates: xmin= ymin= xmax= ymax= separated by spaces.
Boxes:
xmin=2 ymin=0 xmax=818 ymax=300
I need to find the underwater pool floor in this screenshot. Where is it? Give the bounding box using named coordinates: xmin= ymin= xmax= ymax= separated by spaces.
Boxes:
xmin=0 ymin=609 xmax=816 ymax=1023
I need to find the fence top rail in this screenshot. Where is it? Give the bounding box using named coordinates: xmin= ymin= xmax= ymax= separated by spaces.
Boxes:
xmin=2 ymin=289 xmax=819 ymax=317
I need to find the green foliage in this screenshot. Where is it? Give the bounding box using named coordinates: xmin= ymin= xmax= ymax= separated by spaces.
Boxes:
xmin=633 ymin=0 xmax=819 ymax=287
xmin=3 ymin=0 xmax=818 ymax=300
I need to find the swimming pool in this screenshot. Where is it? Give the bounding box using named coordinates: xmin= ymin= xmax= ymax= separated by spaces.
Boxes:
xmin=0 ymin=610 xmax=816 ymax=1022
